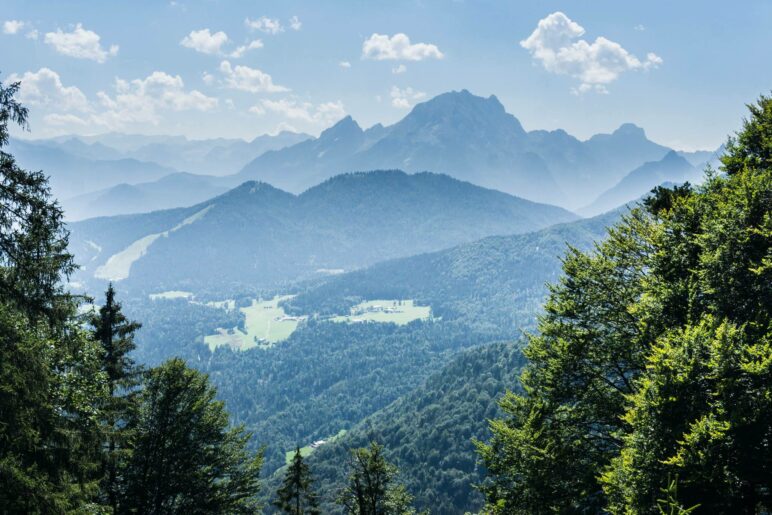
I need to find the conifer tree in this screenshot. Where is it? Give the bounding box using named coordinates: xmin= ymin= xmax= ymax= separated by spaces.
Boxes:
xmin=0 ymin=75 xmax=107 ymax=511
xmin=336 ymin=442 xmax=416 ymax=515
xmin=89 ymin=283 xmax=142 ymax=512
xmin=120 ymin=358 xmax=263 ymax=514
xmin=274 ymin=447 xmax=321 ymax=515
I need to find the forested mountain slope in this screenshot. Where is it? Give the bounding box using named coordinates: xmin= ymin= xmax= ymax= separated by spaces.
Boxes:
xmin=285 ymin=208 xmax=621 ymax=336
xmin=295 ymin=341 xmax=527 ymax=515
xmin=68 ymin=170 xmax=577 ymax=294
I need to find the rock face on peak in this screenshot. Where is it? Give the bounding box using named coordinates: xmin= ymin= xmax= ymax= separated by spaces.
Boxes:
xmin=234 ymin=90 xmax=675 ymax=208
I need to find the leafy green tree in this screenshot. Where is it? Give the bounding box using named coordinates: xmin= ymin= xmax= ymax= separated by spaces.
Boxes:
xmin=274 ymin=448 xmax=321 ymax=515
xmin=120 ymin=358 xmax=263 ymax=514
xmin=478 ymin=95 xmax=772 ymax=514
xmin=89 ymin=284 xmax=142 ymax=512
xmin=337 ymin=442 xmax=417 ymax=515
xmin=0 ymin=76 xmax=108 ymax=512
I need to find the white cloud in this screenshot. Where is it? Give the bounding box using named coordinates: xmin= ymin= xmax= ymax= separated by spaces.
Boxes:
xmin=11 ymin=68 xmax=218 ymax=133
xmin=362 ymin=33 xmax=444 ymax=61
xmin=8 ymin=68 xmax=89 ymax=111
xmin=202 ymin=71 xmax=215 ymax=85
xmin=25 ymin=29 xmax=38 ymax=40
xmin=43 ymin=113 xmax=88 ymax=126
xmin=289 ymin=16 xmax=302 ymax=31
xmin=44 ymin=23 xmax=118 ymax=63
xmin=634 ymin=24 xmax=646 ymax=31
xmin=3 ymin=20 xmax=25 ymax=34
xmin=219 ymin=60 xmax=288 ymax=93
xmin=245 ymin=16 xmax=283 ymax=34
xmin=252 ymin=98 xmax=345 ymax=126
xmin=94 ymin=71 xmax=217 ymax=128
xmin=339 ymin=61 xmax=351 ymax=69
xmin=390 ymin=86 xmax=426 ymax=109
xmin=520 ymin=12 xmax=662 ymax=93
xmin=180 ymin=28 xmax=229 ymax=55
xmin=392 ymin=64 xmax=407 ymax=74
xmin=229 ymin=39 xmax=263 ymax=58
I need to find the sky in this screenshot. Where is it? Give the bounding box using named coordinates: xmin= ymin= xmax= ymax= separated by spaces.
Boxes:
xmin=2 ymin=0 xmax=771 ymax=151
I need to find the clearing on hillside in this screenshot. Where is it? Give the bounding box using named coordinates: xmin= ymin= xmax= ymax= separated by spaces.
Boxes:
xmin=205 ymin=295 xmax=304 ymax=351
xmin=284 ymin=430 xmax=347 ymax=466
xmin=331 ymin=299 xmax=431 ymax=325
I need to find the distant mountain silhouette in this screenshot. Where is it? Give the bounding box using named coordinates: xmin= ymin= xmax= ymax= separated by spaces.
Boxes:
xmin=579 ymin=151 xmax=701 ymax=216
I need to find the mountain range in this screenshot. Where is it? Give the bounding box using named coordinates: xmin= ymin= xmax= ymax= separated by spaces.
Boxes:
xmin=235 ymin=91 xmax=676 ymax=208
xmin=68 ymin=171 xmax=577 ymax=294
xmin=16 ymin=90 xmax=719 ymax=220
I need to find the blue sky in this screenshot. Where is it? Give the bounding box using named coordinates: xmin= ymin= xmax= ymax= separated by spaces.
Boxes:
xmin=2 ymin=0 xmax=770 ymax=150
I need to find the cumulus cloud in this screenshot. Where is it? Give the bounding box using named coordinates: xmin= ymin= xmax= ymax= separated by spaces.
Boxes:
xmin=26 ymin=29 xmax=38 ymax=40
xmin=390 ymin=86 xmax=426 ymax=109
xmin=8 ymin=68 xmax=90 ymax=111
xmin=180 ymin=29 xmax=262 ymax=58
xmin=94 ymin=71 xmax=217 ymax=127
xmin=245 ymin=16 xmax=283 ymax=34
xmin=180 ymin=28 xmax=229 ymax=55
xmin=229 ymin=39 xmax=263 ymax=58
xmin=251 ymin=98 xmax=345 ymax=126
xmin=339 ymin=61 xmax=351 ymax=69
xmin=9 ymin=68 xmax=216 ymax=133
xmin=219 ymin=60 xmax=288 ymax=93
xmin=3 ymin=20 xmax=25 ymax=34
xmin=289 ymin=16 xmax=302 ymax=31
xmin=520 ymin=12 xmax=661 ymax=93
xmin=44 ymin=23 xmax=118 ymax=63
xmin=392 ymin=64 xmax=407 ymax=74
xmin=362 ymin=33 xmax=444 ymax=61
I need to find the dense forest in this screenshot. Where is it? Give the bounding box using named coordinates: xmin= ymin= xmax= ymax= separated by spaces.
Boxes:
xmin=478 ymin=96 xmax=772 ymax=513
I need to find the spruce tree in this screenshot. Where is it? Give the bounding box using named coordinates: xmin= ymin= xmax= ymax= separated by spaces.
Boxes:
xmin=274 ymin=447 xmax=321 ymax=515
xmin=121 ymin=358 xmax=263 ymax=514
xmin=89 ymin=284 xmax=141 ymax=512
xmin=0 ymin=75 xmax=107 ymax=511
xmin=336 ymin=442 xmax=416 ymax=515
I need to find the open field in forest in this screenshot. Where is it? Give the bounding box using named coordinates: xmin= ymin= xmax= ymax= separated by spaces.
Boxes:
xmin=331 ymin=299 xmax=430 ymax=325
xmin=205 ymin=295 xmax=304 ymax=351
xmin=284 ymin=430 xmax=347 ymax=466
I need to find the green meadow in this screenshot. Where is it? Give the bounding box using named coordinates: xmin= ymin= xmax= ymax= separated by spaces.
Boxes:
xmin=331 ymin=299 xmax=430 ymax=325
xmin=284 ymin=430 xmax=347 ymax=466
xmin=205 ymin=295 xmax=304 ymax=351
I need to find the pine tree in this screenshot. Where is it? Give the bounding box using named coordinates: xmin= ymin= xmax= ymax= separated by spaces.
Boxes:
xmin=336 ymin=442 xmax=416 ymax=515
xmin=120 ymin=358 xmax=263 ymax=514
xmin=274 ymin=447 xmax=321 ymax=515
xmin=89 ymin=284 xmax=142 ymax=512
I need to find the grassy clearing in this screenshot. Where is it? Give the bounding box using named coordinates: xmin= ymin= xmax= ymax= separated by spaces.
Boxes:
xmin=94 ymin=205 xmax=213 ymax=281
xmin=205 ymin=295 xmax=304 ymax=352
xmin=331 ymin=299 xmax=430 ymax=325
xmin=284 ymin=430 xmax=347 ymax=466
